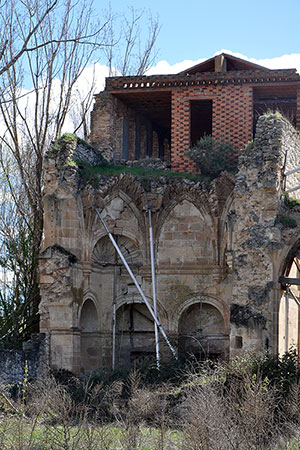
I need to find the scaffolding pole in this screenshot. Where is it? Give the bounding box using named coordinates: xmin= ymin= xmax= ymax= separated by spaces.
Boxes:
xmin=112 ymin=264 xmax=117 ymax=370
xmin=285 ymin=287 xmax=289 ymax=354
xmin=148 ymin=209 xmax=160 ymax=369
xmin=95 ymin=208 xmax=178 ymax=360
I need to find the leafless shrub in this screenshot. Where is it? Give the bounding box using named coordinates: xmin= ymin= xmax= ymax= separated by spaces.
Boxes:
xmin=1 ymin=362 xmax=299 ymax=449
xmin=179 ymin=362 xmax=281 ymax=450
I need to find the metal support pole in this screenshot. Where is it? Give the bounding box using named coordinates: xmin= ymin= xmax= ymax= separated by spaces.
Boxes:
xmin=286 ymin=287 xmax=289 ymax=353
xmin=148 ymin=209 xmax=160 ymax=369
xmin=112 ymin=264 xmax=117 ymax=370
xmin=95 ymin=208 xmax=178 ymax=360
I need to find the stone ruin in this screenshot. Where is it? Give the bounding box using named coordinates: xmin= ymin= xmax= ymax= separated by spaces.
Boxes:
xmin=39 ymin=113 xmax=300 ymax=374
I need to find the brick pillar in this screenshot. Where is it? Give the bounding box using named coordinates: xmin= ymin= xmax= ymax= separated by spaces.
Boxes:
xmin=170 ymin=90 xmax=195 ymax=172
xmin=90 ymin=92 xmax=115 ymax=152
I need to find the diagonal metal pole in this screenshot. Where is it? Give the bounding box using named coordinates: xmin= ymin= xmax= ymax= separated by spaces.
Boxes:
xmin=288 ymin=287 xmax=300 ymax=308
xmin=148 ymin=209 xmax=160 ymax=369
xmin=95 ymin=208 xmax=177 ymax=360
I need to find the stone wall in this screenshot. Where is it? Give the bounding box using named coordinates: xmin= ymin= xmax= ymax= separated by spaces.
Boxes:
xmin=0 ymin=334 xmax=46 ymax=383
xmin=40 ymin=114 xmax=300 ymax=373
xmin=230 ymin=114 xmax=300 ymax=355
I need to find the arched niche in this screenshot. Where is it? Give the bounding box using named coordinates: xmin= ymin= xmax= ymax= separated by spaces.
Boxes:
xmin=80 ymin=299 xmax=101 ymax=373
xmin=178 ymin=301 xmax=229 ymax=361
xmin=92 ymin=234 xmax=142 ymax=267
xmin=116 ymin=301 xmax=156 ymax=367
xmin=157 ymin=199 xmax=214 ymax=266
xmin=93 ymin=194 xmax=143 ymax=249
xmin=278 ymin=242 xmax=300 ymax=357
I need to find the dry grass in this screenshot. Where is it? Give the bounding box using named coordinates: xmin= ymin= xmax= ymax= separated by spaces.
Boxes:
xmin=1 ymin=358 xmax=300 ymax=449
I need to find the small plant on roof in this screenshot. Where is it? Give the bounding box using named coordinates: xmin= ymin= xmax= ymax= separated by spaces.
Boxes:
xmin=187 ymin=135 xmax=239 ymax=178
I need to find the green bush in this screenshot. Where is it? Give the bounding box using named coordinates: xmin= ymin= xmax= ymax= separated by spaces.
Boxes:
xmin=187 ymin=135 xmax=239 ymax=178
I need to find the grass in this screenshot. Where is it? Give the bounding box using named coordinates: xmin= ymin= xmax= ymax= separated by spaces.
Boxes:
xmin=78 ymin=160 xmax=208 ymax=189
xmin=3 ymin=352 xmax=300 ymax=449
xmin=79 ymin=160 xmax=204 ymax=181
xmin=0 ymin=418 xmax=182 ymax=449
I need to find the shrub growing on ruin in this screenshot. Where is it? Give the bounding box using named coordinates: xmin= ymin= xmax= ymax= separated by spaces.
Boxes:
xmin=187 ymin=135 xmax=239 ymax=178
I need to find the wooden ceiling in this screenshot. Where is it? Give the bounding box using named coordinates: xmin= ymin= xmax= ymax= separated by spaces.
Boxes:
xmin=114 ymin=91 xmax=171 ymax=129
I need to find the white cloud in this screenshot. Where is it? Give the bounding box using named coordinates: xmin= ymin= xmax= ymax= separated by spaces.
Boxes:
xmin=1 ymin=51 xmax=300 ymax=140
xmin=146 ymin=50 xmax=300 ymax=75
xmin=146 ymin=58 xmax=206 ymax=75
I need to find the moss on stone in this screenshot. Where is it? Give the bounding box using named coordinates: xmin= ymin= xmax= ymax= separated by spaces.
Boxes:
xmin=275 ymin=215 xmax=297 ymax=228
xmin=50 ymin=133 xmax=78 ymax=153
xmin=283 ymin=194 xmax=300 ymax=209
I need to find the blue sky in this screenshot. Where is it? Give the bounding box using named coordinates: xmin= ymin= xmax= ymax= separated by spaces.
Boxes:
xmin=104 ymin=0 xmax=300 ymax=65
xmin=16 ymin=0 xmax=300 ymax=135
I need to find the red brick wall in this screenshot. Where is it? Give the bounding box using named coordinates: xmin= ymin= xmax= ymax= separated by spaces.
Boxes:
xmin=171 ymin=84 xmax=253 ymax=172
xmin=90 ymin=93 xmax=115 ymax=150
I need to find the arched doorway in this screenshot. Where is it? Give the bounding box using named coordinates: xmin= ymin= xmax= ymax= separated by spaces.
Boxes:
xmin=80 ymin=299 xmax=101 ymax=373
xmin=178 ymin=302 xmax=228 ymax=361
xmin=278 ymin=244 xmax=300 ymax=356
xmin=116 ymin=302 xmax=156 ymax=367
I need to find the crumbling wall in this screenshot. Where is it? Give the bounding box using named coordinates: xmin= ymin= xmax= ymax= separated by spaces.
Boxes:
xmin=41 ymin=134 xmax=235 ymax=371
xmin=91 ymin=93 xmax=168 ymax=163
xmin=40 ymin=115 xmax=300 ymax=372
xmin=0 ymin=334 xmax=46 ymax=383
xmin=230 ymin=114 xmax=300 ymax=355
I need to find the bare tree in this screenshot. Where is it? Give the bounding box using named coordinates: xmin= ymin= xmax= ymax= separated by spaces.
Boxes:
xmin=0 ymin=0 xmax=160 ymax=345
xmin=0 ymin=0 xmax=108 ymax=341
xmin=69 ymin=7 xmax=160 ymax=138
xmin=102 ymin=6 xmax=160 ymax=77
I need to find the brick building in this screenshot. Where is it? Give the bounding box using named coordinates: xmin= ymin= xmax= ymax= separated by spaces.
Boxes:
xmin=90 ymin=53 xmax=300 ymax=172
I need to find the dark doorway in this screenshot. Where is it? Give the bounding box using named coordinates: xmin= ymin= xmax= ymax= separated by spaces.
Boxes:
xmin=178 ymin=302 xmax=228 ymax=361
xmin=190 ymin=100 xmax=212 ymax=147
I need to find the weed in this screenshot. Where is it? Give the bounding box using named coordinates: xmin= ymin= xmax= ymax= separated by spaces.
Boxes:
xmin=275 ymin=215 xmax=298 ymax=228
xmin=283 ymin=194 xmax=300 ymax=209
xmin=2 ymin=354 xmax=300 ymax=448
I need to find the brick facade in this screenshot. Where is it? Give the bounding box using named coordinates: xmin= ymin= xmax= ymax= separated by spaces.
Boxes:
xmin=90 ymin=53 xmax=300 ymax=173
xmin=170 ymin=84 xmax=253 ymax=171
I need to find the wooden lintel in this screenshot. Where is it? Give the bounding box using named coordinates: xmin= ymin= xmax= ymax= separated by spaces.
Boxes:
xmin=279 ymin=276 xmax=300 ymax=286
xmin=254 ymin=98 xmax=296 ymax=104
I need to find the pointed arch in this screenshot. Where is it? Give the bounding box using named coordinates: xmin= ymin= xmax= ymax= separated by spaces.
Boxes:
xmin=157 ymin=198 xmax=216 ymax=266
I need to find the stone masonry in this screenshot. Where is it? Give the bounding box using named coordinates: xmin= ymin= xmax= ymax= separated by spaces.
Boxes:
xmin=40 ymin=114 xmax=300 ymax=374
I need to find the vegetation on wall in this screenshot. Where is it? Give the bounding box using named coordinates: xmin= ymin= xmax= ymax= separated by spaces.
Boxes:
xmin=186 ymin=135 xmax=239 ymax=178
xmin=275 ymin=215 xmax=298 ymax=229
xmin=77 ymin=159 xmax=206 ymax=189
xmin=283 ymin=194 xmax=300 ymax=209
